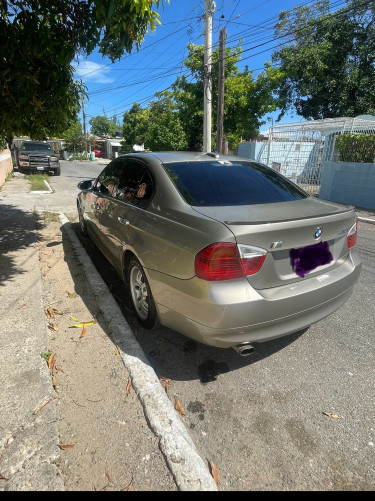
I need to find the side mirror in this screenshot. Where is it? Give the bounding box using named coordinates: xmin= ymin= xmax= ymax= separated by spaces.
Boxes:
xmin=77 ymin=180 xmax=94 ymax=190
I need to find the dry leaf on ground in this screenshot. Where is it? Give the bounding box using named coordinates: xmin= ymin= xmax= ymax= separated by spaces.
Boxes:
xmin=174 ymin=398 xmax=186 ymax=415
xmin=46 ymin=306 xmax=55 ymax=318
xmin=33 ymin=399 xmax=51 ymax=415
xmin=105 ymin=469 xmax=114 ymax=483
xmin=79 ymin=326 xmax=87 ymax=338
xmin=48 ymin=353 xmax=55 ymax=369
xmin=71 ymin=320 xmax=96 ymax=328
xmin=126 ymin=379 xmax=132 ymax=395
xmin=209 ymin=461 xmax=219 ymax=485
xmin=48 ymin=321 xmax=58 ymax=331
xmin=323 ymin=412 xmax=339 ymax=419
xmin=158 ymin=375 xmax=172 ymax=383
xmin=59 ymin=444 xmax=75 ymax=450
xmin=121 ymin=476 xmax=133 ymax=491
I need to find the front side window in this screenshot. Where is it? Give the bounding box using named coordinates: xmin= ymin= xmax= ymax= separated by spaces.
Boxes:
xmin=95 ymin=159 xmax=123 ymax=196
xmin=115 ymin=160 xmax=154 ymax=208
xmin=163 ymin=160 xmax=308 ymax=206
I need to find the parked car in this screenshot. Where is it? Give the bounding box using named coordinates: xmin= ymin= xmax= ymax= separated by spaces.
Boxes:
xmin=93 ymin=149 xmax=105 ymax=158
xmin=17 ymin=140 xmax=61 ymax=175
xmin=76 ymin=152 xmax=362 ymax=355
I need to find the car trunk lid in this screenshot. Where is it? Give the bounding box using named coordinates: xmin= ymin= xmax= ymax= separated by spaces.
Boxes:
xmin=192 ymin=198 xmax=356 ymax=289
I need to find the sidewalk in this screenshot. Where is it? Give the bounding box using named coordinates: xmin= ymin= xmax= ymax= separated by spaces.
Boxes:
xmin=0 ymin=174 xmax=218 ymax=491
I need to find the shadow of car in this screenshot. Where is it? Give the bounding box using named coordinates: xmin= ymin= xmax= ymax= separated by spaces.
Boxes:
xmin=76 ymin=151 xmax=362 ymax=356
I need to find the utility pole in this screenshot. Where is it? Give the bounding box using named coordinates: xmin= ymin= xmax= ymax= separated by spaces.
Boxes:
xmin=217 ymin=26 xmax=226 ymax=154
xmin=203 ymin=0 xmax=215 ymax=153
xmin=82 ymin=98 xmax=88 ymax=157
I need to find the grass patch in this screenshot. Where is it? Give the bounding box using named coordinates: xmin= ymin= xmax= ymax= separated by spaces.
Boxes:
xmin=28 ymin=173 xmax=49 ymax=191
xmin=42 ymin=211 xmax=61 ymax=222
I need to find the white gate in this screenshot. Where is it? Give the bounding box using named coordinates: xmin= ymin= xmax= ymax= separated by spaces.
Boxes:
xmin=259 ymin=115 xmax=375 ymax=195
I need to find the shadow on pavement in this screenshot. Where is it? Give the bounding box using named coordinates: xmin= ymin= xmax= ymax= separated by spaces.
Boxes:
xmin=0 ymin=204 xmax=45 ymax=286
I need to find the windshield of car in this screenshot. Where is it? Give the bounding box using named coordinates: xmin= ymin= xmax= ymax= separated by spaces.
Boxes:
xmin=20 ymin=142 xmax=53 ymax=152
xmin=163 ymin=160 xmax=308 ymax=206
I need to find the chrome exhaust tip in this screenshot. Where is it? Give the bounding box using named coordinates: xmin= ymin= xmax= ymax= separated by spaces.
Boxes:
xmin=233 ymin=343 xmax=255 ymax=356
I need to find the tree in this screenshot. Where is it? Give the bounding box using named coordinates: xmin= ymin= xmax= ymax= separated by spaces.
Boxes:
xmin=89 ymin=115 xmax=117 ymax=137
xmin=0 ymin=1 xmax=168 ymax=146
xmin=121 ymin=94 xmax=187 ymax=152
xmin=171 ymin=43 xmax=283 ymax=150
xmin=144 ymin=91 xmax=187 ymax=151
xmin=122 ymin=103 xmax=149 ymax=152
xmin=272 ymin=0 xmax=375 ymax=120
xmin=62 ymin=120 xmax=86 ymax=154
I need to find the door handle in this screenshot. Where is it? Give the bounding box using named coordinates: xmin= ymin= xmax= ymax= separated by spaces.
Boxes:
xmin=118 ymin=216 xmax=130 ymax=225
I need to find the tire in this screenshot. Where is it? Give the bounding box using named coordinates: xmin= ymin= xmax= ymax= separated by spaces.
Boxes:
xmin=127 ymin=257 xmax=160 ymax=330
xmin=78 ymin=203 xmax=88 ymax=236
xmin=54 ymin=166 xmax=61 ymax=176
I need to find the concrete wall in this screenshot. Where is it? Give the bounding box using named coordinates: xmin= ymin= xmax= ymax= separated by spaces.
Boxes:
xmin=320 ymin=161 xmax=375 ymax=209
xmin=0 ymin=149 xmax=13 ymax=187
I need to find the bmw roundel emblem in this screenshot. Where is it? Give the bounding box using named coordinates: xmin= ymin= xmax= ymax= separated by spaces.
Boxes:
xmin=314 ymin=227 xmax=322 ymax=239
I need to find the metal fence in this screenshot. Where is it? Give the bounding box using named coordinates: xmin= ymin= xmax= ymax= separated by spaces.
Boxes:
xmin=261 ymin=116 xmax=375 ymax=195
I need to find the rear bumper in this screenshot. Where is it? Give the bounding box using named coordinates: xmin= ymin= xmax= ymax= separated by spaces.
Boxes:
xmin=148 ymin=250 xmax=362 ymax=348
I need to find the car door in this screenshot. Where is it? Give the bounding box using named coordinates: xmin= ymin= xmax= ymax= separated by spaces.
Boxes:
xmin=85 ymin=161 xmax=122 ymax=255
xmin=98 ymin=158 xmax=155 ymax=272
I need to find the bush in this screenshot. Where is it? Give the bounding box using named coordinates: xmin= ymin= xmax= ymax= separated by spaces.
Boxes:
xmin=336 ymin=133 xmax=375 ymax=163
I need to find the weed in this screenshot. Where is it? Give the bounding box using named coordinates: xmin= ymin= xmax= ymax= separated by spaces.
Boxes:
xmin=40 ymin=351 xmax=52 ymax=363
xmin=42 ymin=211 xmax=61 ymax=222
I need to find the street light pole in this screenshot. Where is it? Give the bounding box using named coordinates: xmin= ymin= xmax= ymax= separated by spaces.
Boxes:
xmin=203 ymin=0 xmax=215 ymax=153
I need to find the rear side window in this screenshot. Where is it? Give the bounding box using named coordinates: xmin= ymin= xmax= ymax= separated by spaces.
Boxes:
xmin=164 ymin=160 xmax=308 ymax=206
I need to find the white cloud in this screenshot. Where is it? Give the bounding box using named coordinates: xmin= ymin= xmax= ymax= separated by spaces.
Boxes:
xmin=73 ymin=60 xmax=114 ymax=84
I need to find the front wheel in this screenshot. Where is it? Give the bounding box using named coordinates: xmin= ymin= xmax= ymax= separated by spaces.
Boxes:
xmin=54 ymin=166 xmax=61 ymax=176
xmin=127 ymin=257 xmax=159 ymax=330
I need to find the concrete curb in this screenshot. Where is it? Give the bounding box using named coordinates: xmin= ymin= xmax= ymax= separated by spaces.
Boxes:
xmin=357 ymin=216 xmax=375 ymax=225
xmin=58 ymin=213 xmax=218 ymax=492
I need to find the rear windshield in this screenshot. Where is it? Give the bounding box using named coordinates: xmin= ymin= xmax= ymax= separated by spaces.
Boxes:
xmin=20 ymin=142 xmax=53 ymax=152
xmin=163 ymin=160 xmax=308 ymax=206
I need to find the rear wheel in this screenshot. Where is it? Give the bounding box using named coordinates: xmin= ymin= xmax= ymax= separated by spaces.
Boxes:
xmin=127 ymin=257 xmax=159 ymax=329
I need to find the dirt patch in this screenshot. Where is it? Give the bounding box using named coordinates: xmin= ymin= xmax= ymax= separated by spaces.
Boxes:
xmin=36 ymin=212 xmax=177 ymax=491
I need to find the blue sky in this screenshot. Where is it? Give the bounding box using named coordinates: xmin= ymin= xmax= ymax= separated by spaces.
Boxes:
xmin=73 ymin=0 xmax=347 ymax=134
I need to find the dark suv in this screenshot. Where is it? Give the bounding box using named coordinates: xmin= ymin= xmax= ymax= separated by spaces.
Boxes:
xmin=17 ymin=141 xmax=61 ymax=176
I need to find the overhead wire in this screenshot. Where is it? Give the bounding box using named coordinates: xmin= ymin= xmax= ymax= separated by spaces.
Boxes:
xmin=83 ymin=0 xmax=371 ymax=118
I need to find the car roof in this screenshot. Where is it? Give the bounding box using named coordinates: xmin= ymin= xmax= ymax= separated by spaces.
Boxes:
xmin=119 ymin=151 xmax=244 ymax=164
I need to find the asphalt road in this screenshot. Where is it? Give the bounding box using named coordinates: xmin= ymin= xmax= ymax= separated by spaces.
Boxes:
xmin=51 ymin=160 xmax=375 ymax=490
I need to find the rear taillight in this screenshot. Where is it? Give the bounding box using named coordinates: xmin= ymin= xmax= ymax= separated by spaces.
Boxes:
xmin=195 ymin=242 xmax=267 ymax=281
xmin=347 ymin=221 xmax=358 ymax=249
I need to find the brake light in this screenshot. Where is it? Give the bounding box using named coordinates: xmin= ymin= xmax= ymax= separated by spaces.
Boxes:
xmin=195 ymin=243 xmax=267 ymax=281
xmin=347 ymin=221 xmax=357 ymax=249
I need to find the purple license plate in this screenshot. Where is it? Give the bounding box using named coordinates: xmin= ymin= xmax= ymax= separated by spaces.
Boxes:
xmin=290 ymin=241 xmax=333 ymax=278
